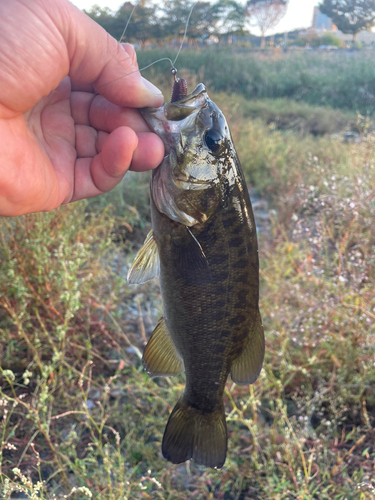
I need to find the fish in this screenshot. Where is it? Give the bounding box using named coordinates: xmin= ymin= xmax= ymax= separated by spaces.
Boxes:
xmin=127 ymin=79 xmax=265 ymax=469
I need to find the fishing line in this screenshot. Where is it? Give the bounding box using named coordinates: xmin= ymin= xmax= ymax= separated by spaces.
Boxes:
xmin=97 ymin=1 xmax=199 ymax=89
xmin=172 ymin=1 xmax=198 ymax=67
xmin=118 ymin=2 xmax=137 ymax=44
xmin=97 ymin=57 xmax=176 ymax=89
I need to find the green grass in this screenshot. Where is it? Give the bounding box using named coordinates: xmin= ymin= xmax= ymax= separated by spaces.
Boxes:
xmin=1 ymin=91 xmax=375 ymax=498
xmin=222 ymin=97 xmax=354 ymax=136
xmin=137 ymin=48 xmax=375 ymax=115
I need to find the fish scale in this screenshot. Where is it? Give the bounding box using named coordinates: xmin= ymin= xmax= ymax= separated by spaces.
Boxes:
xmin=127 ymin=82 xmax=265 ymax=468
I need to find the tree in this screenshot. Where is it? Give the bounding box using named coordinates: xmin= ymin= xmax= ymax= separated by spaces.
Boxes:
xmin=84 ymin=5 xmax=117 ymax=36
xmin=292 ymin=31 xmax=344 ymax=47
xmin=161 ymin=1 xmax=220 ymax=47
xmin=115 ymin=1 xmax=158 ymax=47
xmin=212 ymin=0 xmax=247 ymax=36
xmin=320 ymin=32 xmax=345 ymax=46
xmin=85 ymin=2 xmax=160 ymax=46
xmin=318 ymin=0 xmax=375 ymax=41
xmin=246 ymin=0 xmax=288 ymax=48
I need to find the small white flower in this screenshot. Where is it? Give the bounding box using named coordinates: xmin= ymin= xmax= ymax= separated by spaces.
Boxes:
xmin=2 ymin=370 xmax=15 ymax=382
xmin=4 ymin=443 xmax=17 ymax=450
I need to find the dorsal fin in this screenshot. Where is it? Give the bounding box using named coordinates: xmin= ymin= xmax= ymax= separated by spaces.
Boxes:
xmin=231 ymin=310 xmax=265 ymax=385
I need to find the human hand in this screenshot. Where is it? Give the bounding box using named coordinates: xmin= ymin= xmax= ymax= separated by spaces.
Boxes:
xmin=0 ymin=0 xmax=165 ymax=216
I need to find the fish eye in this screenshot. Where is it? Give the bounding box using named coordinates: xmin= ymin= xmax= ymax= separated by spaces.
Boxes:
xmin=204 ymin=129 xmax=224 ymax=154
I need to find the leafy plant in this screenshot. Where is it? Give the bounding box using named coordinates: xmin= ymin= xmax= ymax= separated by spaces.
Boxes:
xmin=319 ymin=0 xmax=375 ymax=42
xmin=1 ymin=86 xmax=375 ymax=498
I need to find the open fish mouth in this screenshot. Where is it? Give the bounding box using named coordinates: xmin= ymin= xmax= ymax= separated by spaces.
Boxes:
xmin=140 ymin=83 xmax=209 ymax=149
xmin=167 ymin=82 xmax=207 ymax=106
xmin=163 ymin=84 xmax=208 ymax=122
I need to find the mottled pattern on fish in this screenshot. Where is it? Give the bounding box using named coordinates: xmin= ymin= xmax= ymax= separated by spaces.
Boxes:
xmin=128 ymin=83 xmax=264 ymax=469
xmin=153 ymin=181 xmax=259 ymax=406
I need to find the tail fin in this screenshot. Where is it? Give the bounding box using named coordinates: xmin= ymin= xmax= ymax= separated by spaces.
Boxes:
xmin=162 ymin=397 xmax=227 ymax=469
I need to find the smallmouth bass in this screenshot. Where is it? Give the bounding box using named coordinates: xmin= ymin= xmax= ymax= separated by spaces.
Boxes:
xmin=128 ymin=80 xmax=265 ymax=469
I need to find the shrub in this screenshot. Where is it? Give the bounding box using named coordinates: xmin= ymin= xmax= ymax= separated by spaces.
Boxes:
xmin=1 ymin=96 xmax=375 ymax=498
xmin=137 ymin=48 xmax=375 ymax=114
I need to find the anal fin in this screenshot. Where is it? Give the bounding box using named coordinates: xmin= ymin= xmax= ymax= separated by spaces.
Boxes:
xmin=143 ymin=318 xmax=184 ymax=377
xmin=127 ymin=230 xmax=159 ymax=284
xmin=231 ymin=310 xmax=265 ymax=385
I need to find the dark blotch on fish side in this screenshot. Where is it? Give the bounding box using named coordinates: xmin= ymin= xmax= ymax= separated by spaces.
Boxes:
xmin=209 ymin=252 xmax=228 ymax=267
xmin=236 ymin=290 xmax=248 ymax=303
xmin=215 ymin=271 xmax=230 ymax=282
xmin=222 ymin=216 xmax=238 ymax=229
xmin=236 ymin=271 xmax=251 ymax=284
xmin=232 ymin=259 xmax=249 ymax=269
xmin=228 ymin=315 xmax=246 ymax=327
xmin=213 ymin=299 xmax=227 ymax=309
xmin=220 ymin=329 xmax=232 ymax=338
xmin=229 ymin=237 xmax=243 ymax=248
xmin=237 ymin=246 xmax=248 ymax=257
xmin=230 ymin=224 xmax=245 ymax=235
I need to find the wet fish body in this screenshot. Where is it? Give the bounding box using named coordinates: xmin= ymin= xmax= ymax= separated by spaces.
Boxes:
xmin=128 ymin=83 xmax=264 ymax=468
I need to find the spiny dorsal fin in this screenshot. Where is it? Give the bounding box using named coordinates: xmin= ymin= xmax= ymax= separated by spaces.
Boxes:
xmin=231 ymin=310 xmax=265 ymax=385
xmin=143 ymin=318 xmax=184 ymax=377
xmin=127 ymin=230 xmax=159 ymax=284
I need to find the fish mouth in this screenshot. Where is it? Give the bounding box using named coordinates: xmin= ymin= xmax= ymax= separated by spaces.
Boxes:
xmin=163 ymin=83 xmax=208 ymax=121
xmin=140 ymin=83 xmax=209 ymax=136
xmin=168 ymin=83 xmax=207 ymax=106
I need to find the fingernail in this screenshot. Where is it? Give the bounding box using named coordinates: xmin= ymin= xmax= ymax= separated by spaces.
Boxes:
xmin=141 ymin=77 xmax=163 ymax=97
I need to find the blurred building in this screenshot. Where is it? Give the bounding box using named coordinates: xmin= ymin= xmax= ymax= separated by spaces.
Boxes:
xmin=312 ymin=7 xmax=335 ymax=31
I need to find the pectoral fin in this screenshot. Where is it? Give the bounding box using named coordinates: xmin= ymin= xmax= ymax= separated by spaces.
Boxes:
xmin=127 ymin=230 xmax=159 ymax=284
xmin=143 ymin=318 xmax=184 ymax=377
xmin=231 ymin=310 xmax=265 ymax=385
xmin=172 ymin=227 xmax=212 ymax=286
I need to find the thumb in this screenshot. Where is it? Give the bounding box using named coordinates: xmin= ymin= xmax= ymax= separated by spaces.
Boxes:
xmin=0 ymin=0 xmax=163 ymax=113
xmin=63 ymin=3 xmax=164 ymax=108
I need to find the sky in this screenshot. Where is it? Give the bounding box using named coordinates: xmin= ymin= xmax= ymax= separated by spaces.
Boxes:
xmin=70 ymin=0 xmax=322 ymax=35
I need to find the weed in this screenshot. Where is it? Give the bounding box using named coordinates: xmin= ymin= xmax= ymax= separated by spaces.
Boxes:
xmin=0 ymin=91 xmax=374 ymax=498
xmin=137 ymin=48 xmax=375 ymax=115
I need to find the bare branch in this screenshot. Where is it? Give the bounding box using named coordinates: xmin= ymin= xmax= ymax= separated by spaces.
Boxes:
xmin=246 ymin=0 xmax=288 ymax=47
